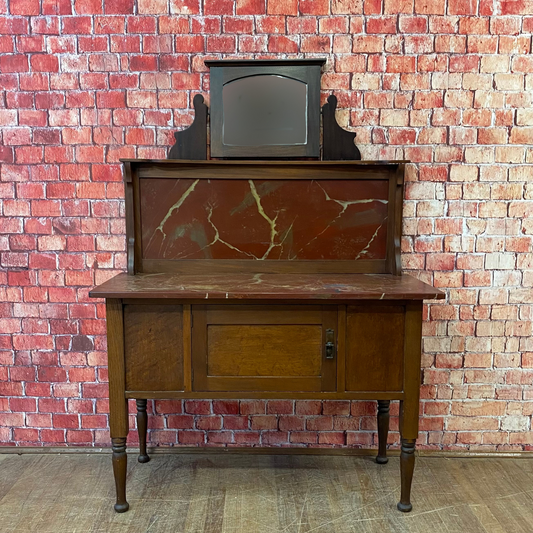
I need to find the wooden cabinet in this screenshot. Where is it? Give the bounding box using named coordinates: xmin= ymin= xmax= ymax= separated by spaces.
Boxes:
xmin=90 ymin=160 xmax=445 ymax=515
xmin=192 ymin=305 xmax=336 ymax=393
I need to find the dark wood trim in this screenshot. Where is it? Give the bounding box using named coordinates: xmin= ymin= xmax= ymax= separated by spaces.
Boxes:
xmin=394 ymin=164 xmax=405 ymax=276
xmin=132 ymin=165 xmax=142 ymax=275
xmin=124 ymin=163 xmax=135 ymax=275
xmin=386 ymin=167 xmax=397 ymax=276
xmin=204 ymin=59 xmax=327 ymax=68
xmin=167 ymin=94 xmax=207 ymax=161
xmin=140 ymin=259 xmax=389 ymax=275
xmin=376 ymin=400 xmax=390 ymax=464
xmin=208 ymin=61 xmax=323 ymax=158
xmin=321 ymin=306 xmax=337 ymax=392
xmin=106 ymin=298 xmax=129 ymax=512
xmin=136 ymin=399 xmax=150 ymax=464
xmin=401 ymin=301 xmax=423 ymax=440
xmin=191 ymin=305 xmax=207 ymax=391
xmin=106 ymin=299 xmax=128 ymax=438
xmin=134 ymin=161 xmax=398 ymax=180
xmin=116 ymin=298 xmax=438 ymax=307
xmin=4 ymin=447 xmax=533 ymax=459
xmin=120 ymin=158 xmax=408 ymax=166
xmin=322 ymin=94 xmax=361 ymax=161
xmin=336 ymin=305 xmax=346 ymax=393
xmin=183 ymin=305 xmax=192 ymax=392
xmin=124 ymin=391 xmax=404 ymax=400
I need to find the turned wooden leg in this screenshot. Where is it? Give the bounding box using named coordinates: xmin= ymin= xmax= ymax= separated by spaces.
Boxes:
xmin=396 ymin=302 xmax=423 ymax=513
xmin=136 ymin=399 xmax=150 ymax=464
xmin=112 ymin=437 xmax=129 ymax=513
xmin=107 ymin=300 xmax=130 ymax=513
xmin=376 ymin=400 xmax=390 ymax=464
xmin=397 ymin=438 xmax=416 ymax=512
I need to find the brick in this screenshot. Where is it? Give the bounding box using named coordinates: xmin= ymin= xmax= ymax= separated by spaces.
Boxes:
xmin=268 ymin=35 xmax=299 ymax=53
xmin=251 ymin=415 xmax=278 ymax=430
xmin=387 ymin=56 xmax=416 ymax=73
xmin=267 ymin=0 xmax=297 ymax=14
xmin=0 ymin=55 xmax=29 ymax=72
xmin=353 ymin=35 xmax=384 ymax=53
xmin=105 ymin=0 xmax=135 ymax=13
xmin=448 ymin=0 xmax=477 ymax=14
xmin=11 ymin=0 xmax=40 ymax=15
xmin=415 ymin=0 xmax=445 ymax=13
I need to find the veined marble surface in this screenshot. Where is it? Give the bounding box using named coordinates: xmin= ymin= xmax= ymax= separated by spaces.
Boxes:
xmin=140 ymin=178 xmax=389 ymax=261
xmin=90 ymin=272 xmax=444 ymax=300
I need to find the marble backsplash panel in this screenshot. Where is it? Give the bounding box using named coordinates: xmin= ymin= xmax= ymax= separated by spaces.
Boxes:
xmin=140 ymin=178 xmax=389 ymax=261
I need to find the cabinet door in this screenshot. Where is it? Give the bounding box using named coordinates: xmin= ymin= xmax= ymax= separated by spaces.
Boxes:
xmin=123 ymin=304 xmax=184 ymax=392
xmin=192 ymin=305 xmax=337 ymax=392
xmin=345 ymin=305 xmax=405 ymax=392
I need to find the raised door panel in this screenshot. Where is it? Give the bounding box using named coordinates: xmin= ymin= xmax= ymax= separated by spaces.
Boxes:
xmin=208 ymin=325 xmax=322 ymax=377
xmin=123 ymin=304 xmax=184 ymax=391
xmin=346 ymin=305 xmax=405 ymax=392
xmin=192 ymin=305 xmax=337 ymax=392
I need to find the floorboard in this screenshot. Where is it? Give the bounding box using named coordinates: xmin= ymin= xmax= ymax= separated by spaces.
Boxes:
xmin=0 ymin=454 xmax=532 ymax=533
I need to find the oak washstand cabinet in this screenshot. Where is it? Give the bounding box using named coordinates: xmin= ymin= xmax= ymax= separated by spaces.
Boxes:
xmin=90 ymin=159 xmax=444 ymax=513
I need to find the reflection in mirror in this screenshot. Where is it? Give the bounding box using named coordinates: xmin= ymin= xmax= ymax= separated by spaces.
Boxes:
xmin=222 ymin=75 xmax=307 ymax=147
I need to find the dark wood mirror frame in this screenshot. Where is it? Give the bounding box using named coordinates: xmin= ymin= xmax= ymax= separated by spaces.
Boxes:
xmin=206 ymin=59 xmax=325 ymax=159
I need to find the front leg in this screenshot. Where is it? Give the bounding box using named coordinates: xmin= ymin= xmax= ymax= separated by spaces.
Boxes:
xmin=106 ymin=299 xmax=130 ymax=512
xmin=376 ymin=400 xmax=390 ymax=464
xmin=112 ymin=437 xmax=129 ymax=513
xmin=136 ymin=399 xmax=150 ymax=463
xmin=396 ymin=302 xmax=422 ymax=512
xmin=397 ymin=438 xmax=416 ymax=512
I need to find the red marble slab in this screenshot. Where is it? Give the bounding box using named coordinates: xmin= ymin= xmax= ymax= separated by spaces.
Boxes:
xmin=140 ymin=178 xmax=389 ymax=262
xmin=90 ymin=273 xmax=444 ymax=301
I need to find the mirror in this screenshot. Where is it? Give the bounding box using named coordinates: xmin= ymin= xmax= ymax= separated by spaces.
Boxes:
xmin=222 ymin=75 xmax=307 ymax=147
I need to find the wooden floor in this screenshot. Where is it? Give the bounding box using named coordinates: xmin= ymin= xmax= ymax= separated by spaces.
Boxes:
xmin=0 ymin=453 xmax=532 ymax=533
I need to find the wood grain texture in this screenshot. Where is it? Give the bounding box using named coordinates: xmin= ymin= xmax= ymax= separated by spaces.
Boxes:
xmin=124 ymin=304 xmax=184 ymax=392
xmin=346 ymin=306 xmax=405 ymax=392
xmin=2 ymin=454 xmax=533 ymax=533
xmin=336 ymin=305 xmax=347 ymax=393
xmin=401 ymin=301 xmax=424 ymax=440
xmin=105 ymin=299 xmax=128 ymax=438
xmin=207 ymin=325 xmax=322 ymax=377
xmin=124 ymin=162 xmax=135 ymax=275
xmin=183 ymin=304 xmax=192 ymax=392
xmin=192 ymin=305 xmax=337 ymax=393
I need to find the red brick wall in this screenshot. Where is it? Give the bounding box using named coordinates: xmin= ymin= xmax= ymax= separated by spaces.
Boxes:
xmin=1 ymin=0 xmax=533 ymax=451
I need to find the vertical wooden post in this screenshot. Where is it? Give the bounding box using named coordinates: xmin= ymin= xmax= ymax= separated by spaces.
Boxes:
xmin=106 ymin=299 xmax=130 ymax=513
xmin=397 ymin=301 xmax=423 ymax=512
xmin=136 ymin=399 xmax=150 ymax=464
xmin=376 ymin=400 xmax=390 ymax=464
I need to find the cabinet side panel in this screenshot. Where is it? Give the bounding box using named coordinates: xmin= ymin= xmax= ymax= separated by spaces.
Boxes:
xmin=124 ymin=304 xmax=183 ymax=391
xmin=346 ymin=306 xmax=405 ymax=392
